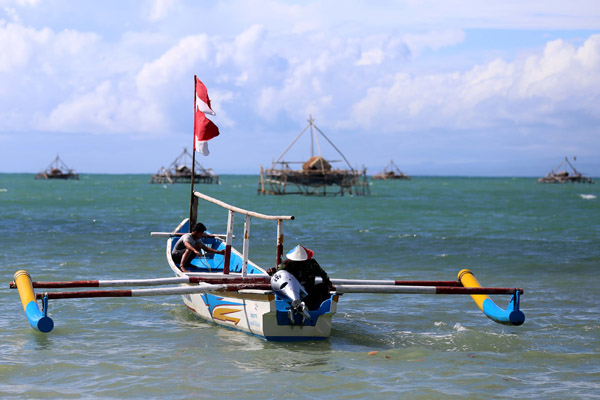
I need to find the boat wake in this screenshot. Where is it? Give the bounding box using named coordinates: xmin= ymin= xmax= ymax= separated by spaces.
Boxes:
xmin=580 ymin=194 xmax=597 ymax=200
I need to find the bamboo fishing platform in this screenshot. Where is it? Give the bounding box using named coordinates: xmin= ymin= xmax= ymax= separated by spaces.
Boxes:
xmin=258 ymin=116 xmax=370 ymax=196
xmin=35 ymin=155 xmax=79 ymax=180
xmin=537 ymin=157 xmax=593 ymax=184
xmin=151 ymin=148 xmax=219 ymax=184
xmin=372 ymin=160 xmax=411 ymax=180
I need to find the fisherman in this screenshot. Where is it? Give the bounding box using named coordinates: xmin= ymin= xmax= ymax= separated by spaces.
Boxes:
xmin=172 ymin=222 xmax=225 ymax=272
xmin=268 ymin=245 xmax=332 ymax=310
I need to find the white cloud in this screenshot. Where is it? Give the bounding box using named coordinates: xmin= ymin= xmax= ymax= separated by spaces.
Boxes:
xmin=403 ymin=29 xmax=465 ymax=55
xmin=40 ymin=80 xmax=167 ymax=135
xmin=0 ymin=22 xmax=49 ymax=72
xmin=5 ymin=17 xmax=597 ymax=141
xmin=349 ymin=34 xmax=600 ymax=132
xmin=146 ymin=0 xmax=178 ymax=22
xmin=137 ymin=34 xmax=211 ymax=90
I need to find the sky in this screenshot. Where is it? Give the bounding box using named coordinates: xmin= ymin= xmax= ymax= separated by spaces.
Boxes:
xmin=0 ymin=0 xmax=599 ymax=176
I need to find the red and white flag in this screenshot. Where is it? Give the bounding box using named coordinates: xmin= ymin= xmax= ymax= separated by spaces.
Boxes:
xmin=194 ymin=76 xmax=219 ymax=156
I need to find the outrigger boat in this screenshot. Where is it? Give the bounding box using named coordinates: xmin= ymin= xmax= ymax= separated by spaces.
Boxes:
xmin=10 ymin=190 xmax=525 ymax=341
xmin=10 ymin=77 xmax=525 ymax=340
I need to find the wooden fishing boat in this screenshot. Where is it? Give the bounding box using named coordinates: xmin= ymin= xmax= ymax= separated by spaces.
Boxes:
xmin=159 ymin=192 xmax=339 ymax=341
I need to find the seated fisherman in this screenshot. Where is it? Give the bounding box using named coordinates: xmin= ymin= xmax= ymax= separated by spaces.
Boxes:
xmin=172 ymin=222 xmax=225 ymax=272
xmin=268 ymin=245 xmax=332 ymax=310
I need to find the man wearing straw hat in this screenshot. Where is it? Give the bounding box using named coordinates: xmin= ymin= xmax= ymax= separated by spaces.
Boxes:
xmin=172 ymin=222 xmax=225 ymax=272
xmin=268 ymin=245 xmax=332 ymax=310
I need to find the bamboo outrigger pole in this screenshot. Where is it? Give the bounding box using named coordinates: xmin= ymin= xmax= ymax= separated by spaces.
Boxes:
xmin=11 ymin=269 xmax=525 ymax=332
xmin=11 ymin=275 xmax=518 ymax=290
xmin=31 ymin=283 xmax=520 ymax=300
xmin=10 ymin=276 xmax=465 ymax=289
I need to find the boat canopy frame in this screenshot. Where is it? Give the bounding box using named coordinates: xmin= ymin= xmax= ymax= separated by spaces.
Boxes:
xmin=190 ymin=191 xmax=294 ymax=276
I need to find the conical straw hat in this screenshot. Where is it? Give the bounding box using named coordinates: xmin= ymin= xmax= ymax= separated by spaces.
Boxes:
xmin=286 ymin=245 xmax=314 ymax=261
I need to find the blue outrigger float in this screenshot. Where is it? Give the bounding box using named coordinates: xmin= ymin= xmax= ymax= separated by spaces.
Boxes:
xmin=11 ymin=189 xmax=525 ymax=341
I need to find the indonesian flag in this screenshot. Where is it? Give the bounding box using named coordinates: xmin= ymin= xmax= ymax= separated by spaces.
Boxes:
xmin=194 ymin=76 xmax=219 ymax=156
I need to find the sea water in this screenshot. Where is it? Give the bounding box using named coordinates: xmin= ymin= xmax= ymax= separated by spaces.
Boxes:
xmin=1 ymin=174 xmax=599 ymax=399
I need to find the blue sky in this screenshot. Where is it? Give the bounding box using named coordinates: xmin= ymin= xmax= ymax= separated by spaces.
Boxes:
xmin=1 ymin=0 xmax=599 ymax=176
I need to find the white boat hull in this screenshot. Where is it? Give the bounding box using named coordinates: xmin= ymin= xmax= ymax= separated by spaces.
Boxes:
xmin=180 ymin=288 xmax=338 ymax=341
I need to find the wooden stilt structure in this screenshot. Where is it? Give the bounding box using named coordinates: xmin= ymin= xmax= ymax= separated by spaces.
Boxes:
xmin=258 ymin=116 xmax=370 ymax=196
xmin=537 ymin=157 xmax=593 ymax=184
xmin=150 ymin=148 xmax=219 ymax=184
xmin=34 ymin=155 xmax=79 ymax=180
xmin=372 ymin=160 xmax=411 ymax=180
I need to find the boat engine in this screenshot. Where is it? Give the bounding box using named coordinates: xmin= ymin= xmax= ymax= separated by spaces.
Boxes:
xmin=270 ymin=270 xmax=312 ymax=322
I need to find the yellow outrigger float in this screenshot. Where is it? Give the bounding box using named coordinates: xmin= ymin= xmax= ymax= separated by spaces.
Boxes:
xmin=458 ymin=269 xmax=525 ymax=326
xmin=13 ymin=270 xmax=53 ymax=333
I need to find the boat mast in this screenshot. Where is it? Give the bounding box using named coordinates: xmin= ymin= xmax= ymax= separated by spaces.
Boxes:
xmin=189 ymin=76 xmax=198 ymax=231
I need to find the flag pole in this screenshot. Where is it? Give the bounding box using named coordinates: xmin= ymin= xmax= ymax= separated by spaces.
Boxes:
xmin=189 ymin=75 xmax=198 ymax=232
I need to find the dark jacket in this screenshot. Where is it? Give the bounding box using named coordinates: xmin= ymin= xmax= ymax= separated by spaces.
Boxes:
xmin=278 ymin=259 xmax=332 ymax=310
xmin=278 ymin=259 xmax=331 ymax=289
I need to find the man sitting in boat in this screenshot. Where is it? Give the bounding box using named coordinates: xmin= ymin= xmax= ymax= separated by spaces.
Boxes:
xmin=171 ymin=222 xmax=225 ymax=272
xmin=268 ymin=245 xmax=332 ymax=310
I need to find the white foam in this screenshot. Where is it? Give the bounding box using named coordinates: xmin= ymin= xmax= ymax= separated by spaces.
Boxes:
xmin=453 ymin=323 xmax=467 ymax=332
xmin=580 ymin=194 xmax=597 ymax=200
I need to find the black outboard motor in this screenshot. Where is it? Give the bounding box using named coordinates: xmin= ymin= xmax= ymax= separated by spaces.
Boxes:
xmin=270 ymin=270 xmax=312 ymax=323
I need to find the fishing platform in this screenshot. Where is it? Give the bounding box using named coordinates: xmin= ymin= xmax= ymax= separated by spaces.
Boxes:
xmin=34 ymin=155 xmax=79 ymax=180
xmin=537 ymin=157 xmax=593 ymax=184
xmin=372 ymin=160 xmax=411 ymax=180
xmin=151 ymin=148 xmax=219 ymax=184
xmin=258 ymin=116 xmax=370 ymax=196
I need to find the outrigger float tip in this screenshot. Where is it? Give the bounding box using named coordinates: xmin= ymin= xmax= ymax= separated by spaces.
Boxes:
xmin=458 ymin=269 xmax=525 ymax=326
xmin=13 ymin=270 xmax=54 ymax=333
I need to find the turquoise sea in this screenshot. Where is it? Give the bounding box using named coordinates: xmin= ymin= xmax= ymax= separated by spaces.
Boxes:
xmin=1 ymin=174 xmax=599 ymax=399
